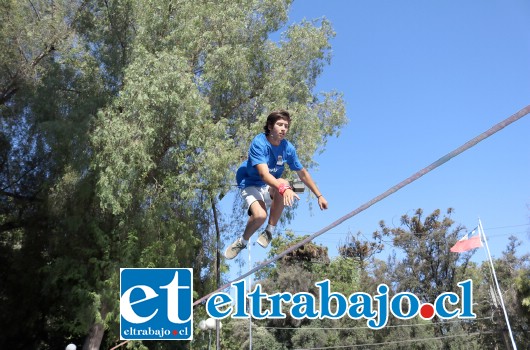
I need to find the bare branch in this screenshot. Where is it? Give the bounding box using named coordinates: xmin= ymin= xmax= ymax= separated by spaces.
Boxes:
xmin=27 ymin=0 xmax=41 ymax=20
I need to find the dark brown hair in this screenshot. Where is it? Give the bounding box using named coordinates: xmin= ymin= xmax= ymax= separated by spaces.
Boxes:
xmin=263 ymin=110 xmax=291 ymax=135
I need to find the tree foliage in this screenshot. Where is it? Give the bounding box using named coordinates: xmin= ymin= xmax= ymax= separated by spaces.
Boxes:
xmin=1 ymin=0 xmax=346 ymax=349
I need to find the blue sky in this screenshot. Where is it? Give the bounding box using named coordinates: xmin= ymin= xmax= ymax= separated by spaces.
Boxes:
xmin=222 ymin=0 xmax=530 ymax=276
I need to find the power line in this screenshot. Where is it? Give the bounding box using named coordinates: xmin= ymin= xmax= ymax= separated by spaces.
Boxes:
xmin=484 ymin=224 xmax=530 ymax=230
xmin=193 ymin=104 xmax=530 ymax=306
xmin=285 ymin=230 xmax=529 ymax=252
xmin=260 ymin=316 xmax=493 ymax=331
xmin=289 ymin=224 xmax=530 ymax=236
xmin=287 ymin=226 xmax=530 ymax=247
xmin=291 ymin=331 xmax=498 ymax=350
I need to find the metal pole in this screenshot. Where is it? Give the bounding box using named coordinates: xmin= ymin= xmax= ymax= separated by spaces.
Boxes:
xmin=212 ymin=199 xmax=221 ymax=349
xmin=248 ymin=241 xmax=252 ymax=350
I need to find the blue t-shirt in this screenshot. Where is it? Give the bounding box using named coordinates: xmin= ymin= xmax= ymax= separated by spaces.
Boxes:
xmin=236 ymin=133 xmax=303 ymax=188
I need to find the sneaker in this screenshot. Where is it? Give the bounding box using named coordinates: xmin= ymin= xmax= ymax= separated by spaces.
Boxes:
xmin=224 ymin=238 xmax=247 ymax=260
xmin=257 ymin=230 xmax=272 ymax=248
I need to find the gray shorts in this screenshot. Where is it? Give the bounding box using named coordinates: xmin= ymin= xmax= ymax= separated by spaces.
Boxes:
xmin=241 ymin=185 xmax=272 ymax=216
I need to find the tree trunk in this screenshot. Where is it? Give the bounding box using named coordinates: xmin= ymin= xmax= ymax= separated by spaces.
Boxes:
xmin=82 ymin=321 xmax=105 ymax=350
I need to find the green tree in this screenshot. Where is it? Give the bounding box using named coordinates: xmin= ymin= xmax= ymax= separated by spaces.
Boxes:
xmin=290 ymin=320 xmax=328 ymax=349
xmin=377 ymin=209 xmax=472 ymax=300
xmin=228 ymin=232 xmax=361 ymax=349
xmin=1 ymin=1 xmax=125 ymax=349
xmin=366 ymin=209 xmax=530 ymax=349
xmin=472 ymin=236 xmax=530 ymax=349
xmin=371 ymin=209 xmax=479 ymax=349
xmin=90 ymin=1 xmax=345 ymax=348
xmin=1 ymin=0 xmax=346 ymax=349
xmin=218 ymin=211 xmax=529 ymax=349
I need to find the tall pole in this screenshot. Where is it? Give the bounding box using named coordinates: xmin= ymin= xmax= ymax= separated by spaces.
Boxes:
xmin=248 ymin=241 xmax=252 ymax=350
xmin=478 ymin=219 xmax=517 ymax=349
xmin=211 ymin=199 xmax=221 ymax=350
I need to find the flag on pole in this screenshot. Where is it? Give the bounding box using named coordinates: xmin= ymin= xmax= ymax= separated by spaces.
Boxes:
xmin=450 ymin=228 xmax=482 ymax=253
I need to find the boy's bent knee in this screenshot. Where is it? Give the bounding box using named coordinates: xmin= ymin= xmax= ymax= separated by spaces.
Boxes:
xmin=252 ymin=209 xmax=267 ymax=222
xmin=249 ymin=201 xmax=267 ymax=221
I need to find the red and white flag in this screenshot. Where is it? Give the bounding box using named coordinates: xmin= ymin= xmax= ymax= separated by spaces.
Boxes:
xmin=450 ymin=228 xmax=482 ymax=253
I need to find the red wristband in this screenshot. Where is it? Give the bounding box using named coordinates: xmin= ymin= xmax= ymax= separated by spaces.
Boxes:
xmin=278 ymin=183 xmax=291 ymax=196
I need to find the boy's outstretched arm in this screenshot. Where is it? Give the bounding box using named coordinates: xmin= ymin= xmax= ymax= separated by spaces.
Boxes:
xmin=297 ymin=168 xmax=328 ymax=210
